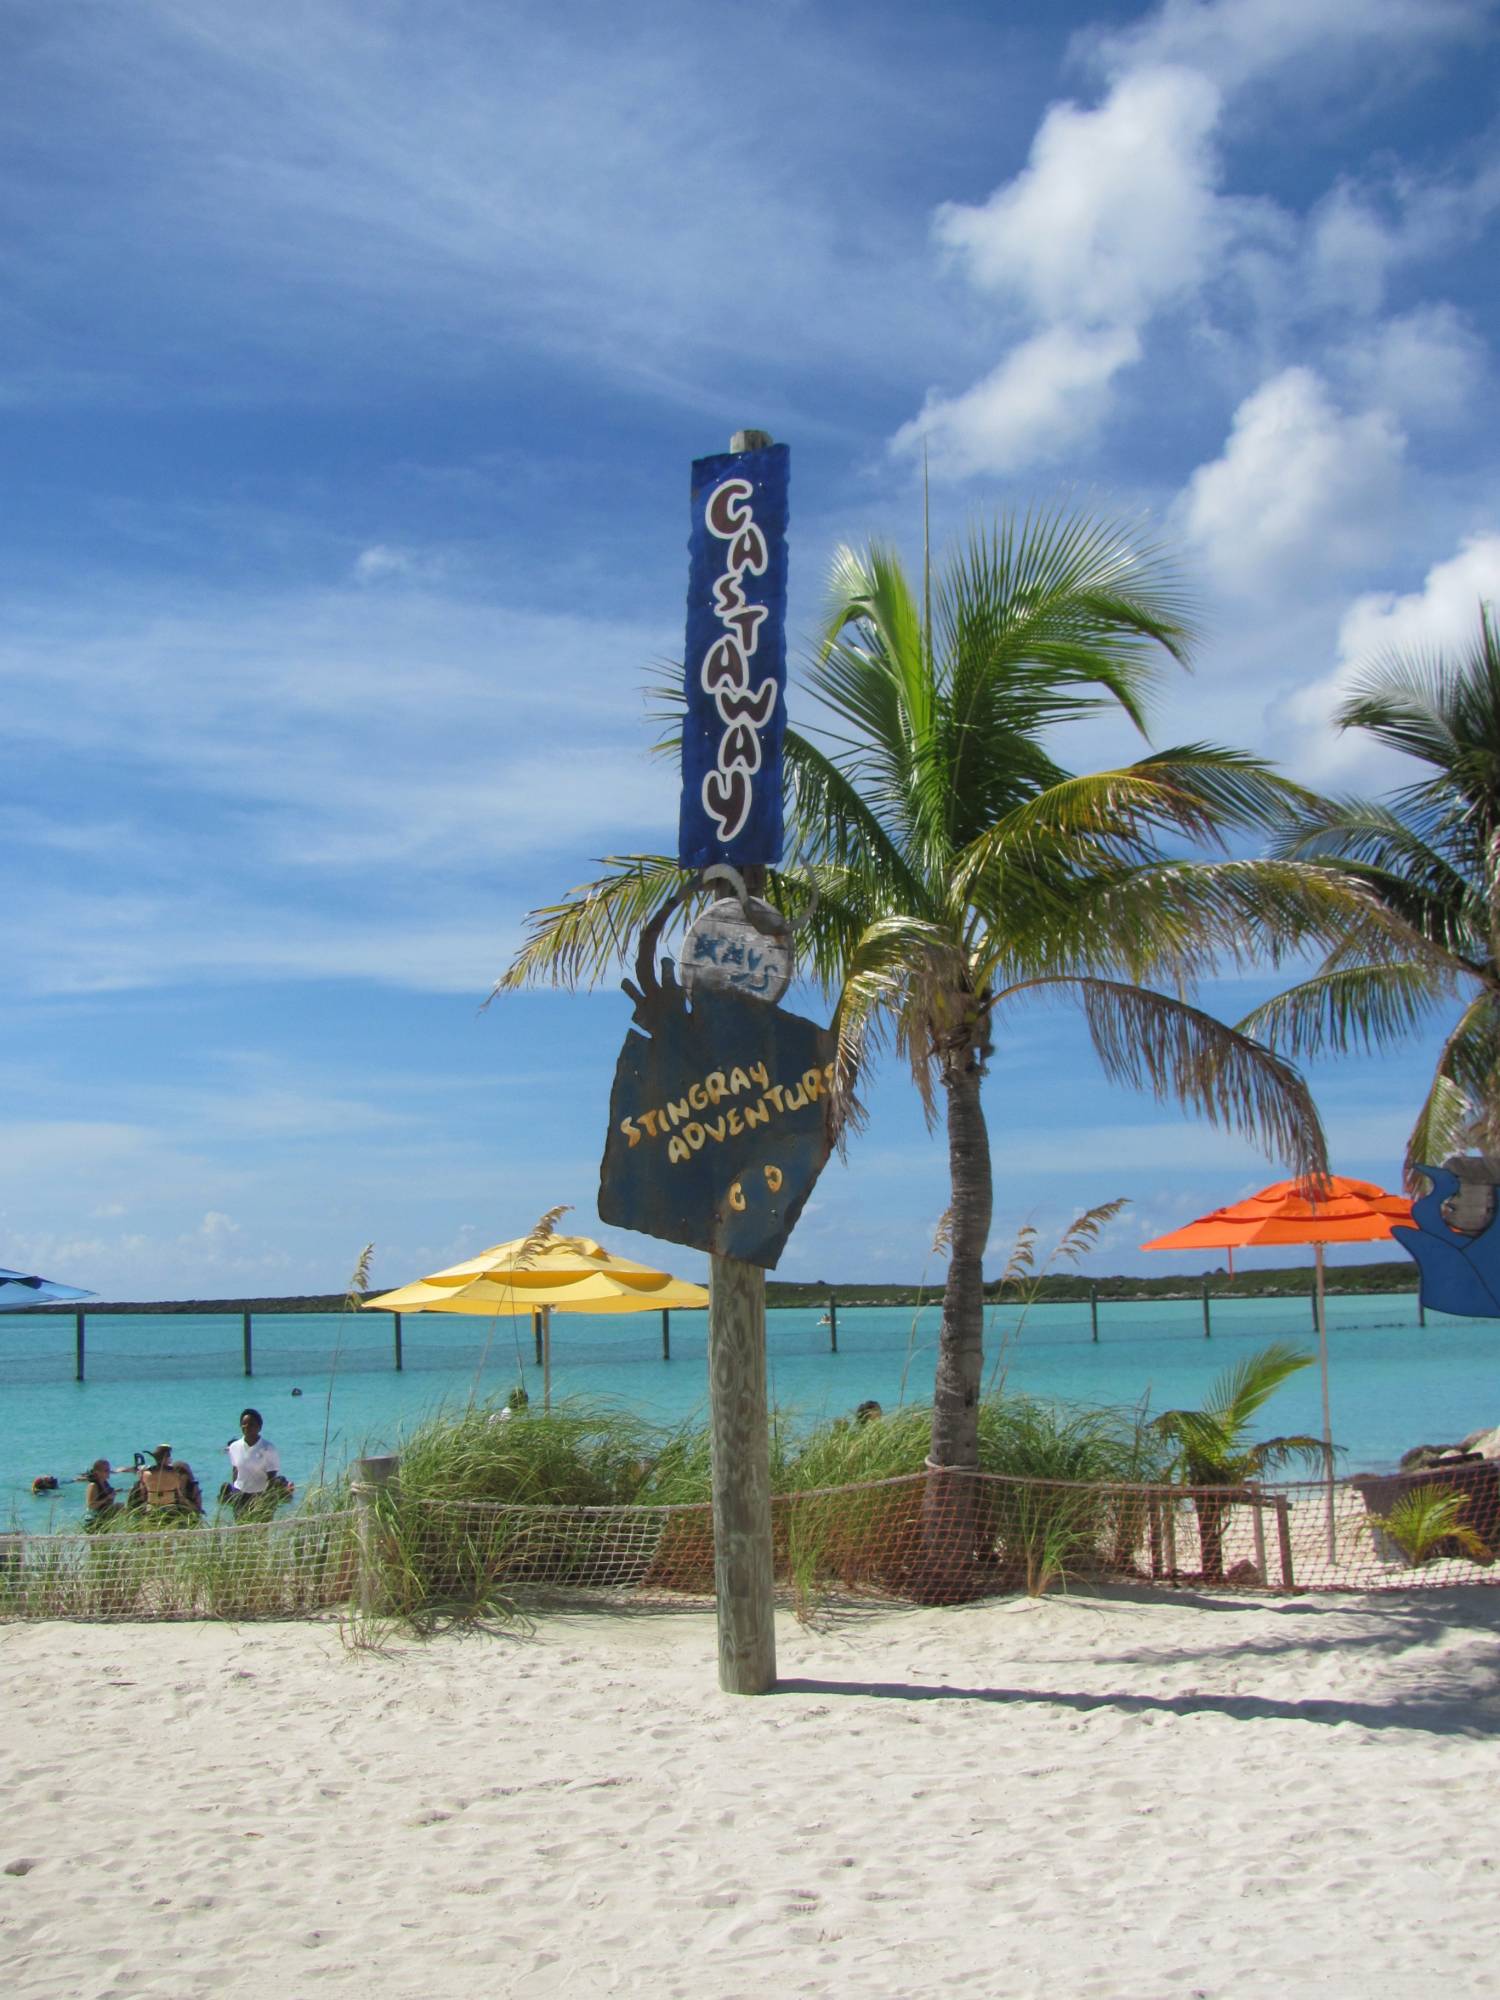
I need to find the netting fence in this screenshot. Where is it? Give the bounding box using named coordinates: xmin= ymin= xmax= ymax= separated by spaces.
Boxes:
xmin=4 ymin=1460 xmax=1498 ymax=1621
xmin=0 ymin=1509 xmax=359 ymax=1621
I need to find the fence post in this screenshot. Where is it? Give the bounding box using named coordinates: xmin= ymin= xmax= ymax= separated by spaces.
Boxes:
xmin=392 ymin=1311 xmax=403 ymax=1371
xmin=1417 ymin=1294 xmax=1426 ymax=1327
xmin=1090 ymin=1285 xmax=1099 ymax=1343
xmin=352 ymin=1454 xmax=400 ymax=1615
xmin=1249 ymin=1486 xmax=1267 ymax=1584
xmin=534 ymin=1310 xmax=543 ymax=1366
xmin=1162 ymin=1497 xmax=1178 ymax=1577
xmin=827 ymin=1294 xmax=838 ymax=1353
xmin=1273 ymin=1494 xmax=1295 ymax=1589
xmin=1147 ymin=1494 xmax=1163 ymax=1578
xmin=1202 ymin=1278 xmax=1212 ymax=1338
xmin=661 ymin=1309 xmax=671 ymax=1361
xmin=74 ymin=1310 xmax=85 ymax=1383
xmin=242 ymin=1311 xmax=253 ymax=1378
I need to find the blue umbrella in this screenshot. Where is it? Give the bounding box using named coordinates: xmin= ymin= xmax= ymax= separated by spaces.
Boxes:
xmin=0 ymin=1266 xmax=96 ymax=1311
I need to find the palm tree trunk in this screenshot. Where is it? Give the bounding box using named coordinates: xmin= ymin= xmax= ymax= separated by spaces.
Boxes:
xmin=908 ymin=1052 xmax=996 ymax=1601
xmin=930 ymin=1053 xmax=992 ymax=1471
xmin=1194 ymin=1493 xmax=1226 ymax=1582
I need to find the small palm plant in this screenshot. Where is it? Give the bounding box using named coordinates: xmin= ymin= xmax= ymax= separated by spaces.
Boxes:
xmin=1366 ymin=1484 xmax=1491 ymax=1566
xmin=1154 ymin=1342 xmax=1328 ymax=1580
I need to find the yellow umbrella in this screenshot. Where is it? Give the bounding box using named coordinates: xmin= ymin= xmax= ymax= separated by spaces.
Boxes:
xmin=362 ymin=1232 xmax=709 ymax=1407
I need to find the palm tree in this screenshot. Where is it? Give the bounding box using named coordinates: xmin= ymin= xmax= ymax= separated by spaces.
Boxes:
xmin=500 ymin=512 xmax=1345 ymax=1493
xmin=1154 ymin=1342 xmax=1327 ymax=1579
xmin=1240 ymin=606 xmax=1500 ymax=1179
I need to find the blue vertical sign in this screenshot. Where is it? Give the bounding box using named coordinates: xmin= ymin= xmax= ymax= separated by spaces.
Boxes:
xmin=678 ymin=440 xmax=789 ymax=870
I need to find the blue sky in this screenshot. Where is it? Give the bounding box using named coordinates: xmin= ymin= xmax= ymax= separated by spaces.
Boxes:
xmin=4 ymin=0 xmax=1499 ymax=1301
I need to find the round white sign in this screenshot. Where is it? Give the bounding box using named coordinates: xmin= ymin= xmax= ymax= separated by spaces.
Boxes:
xmin=678 ymin=897 xmax=793 ymax=1004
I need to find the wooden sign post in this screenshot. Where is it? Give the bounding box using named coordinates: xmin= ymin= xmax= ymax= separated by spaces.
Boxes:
xmin=598 ymin=429 xmax=829 ymax=1694
xmin=702 ymin=429 xmax=782 ymax=1695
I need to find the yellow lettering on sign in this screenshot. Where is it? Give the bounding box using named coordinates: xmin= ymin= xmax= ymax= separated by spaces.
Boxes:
xmin=705 ymin=1071 xmax=728 ymax=1104
xmin=764 ymin=1164 xmax=783 ymax=1192
xmin=667 ymin=1136 xmax=690 ymax=1164
xmin=689 ymin=1082 xmax=709 ymax=1112
xmin=744 ymin=1100 xmax=770 ymax=1129
xmin=749 ymin=1060 xmax=770 ymax=1090
xmin=726 ymin=1107 xmax=744 ymax=1137
xmin=620 ymin=1116 xmax=640 ymax=1148
xmin=728 ymin=1181 xmax=746 ymax=1213
xmin=728 ymin=1066 xmax=751 ymax=1096
xmin=666 ymin=1097 xmax=691 ymax=1127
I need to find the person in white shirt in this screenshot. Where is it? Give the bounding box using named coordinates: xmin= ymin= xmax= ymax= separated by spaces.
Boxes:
xmin=223 ymin=1408 xmax=293 ymax=1514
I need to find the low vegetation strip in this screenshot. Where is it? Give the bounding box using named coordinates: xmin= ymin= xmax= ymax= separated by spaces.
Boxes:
xmin=4 ymin=1470 xmax=1495 ymax=1624
xmin=0 ymin=1509 xmax=358 ymax=1621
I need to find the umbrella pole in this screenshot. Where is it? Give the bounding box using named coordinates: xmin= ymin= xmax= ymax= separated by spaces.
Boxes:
xmin=542 ymin=1305 xmax=552 ymax=1413
xmin=1315 ymin=1244 xmax=1335 ymax=1563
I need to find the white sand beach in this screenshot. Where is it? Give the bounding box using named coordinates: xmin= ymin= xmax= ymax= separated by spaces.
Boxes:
xmin=5 ymin=1588 xmax=1500 ymax=1999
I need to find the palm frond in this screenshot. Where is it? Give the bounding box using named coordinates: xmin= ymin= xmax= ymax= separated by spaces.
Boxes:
xmin=975 ymin=858 xmax=1386 ymax=992
xmin=1202 ymin=1342 xmax=1316 ymax=1428
xmin=1236 ymin=962 xmax=1455 ymax=1061
xmin=1244 ymin=1433 xmax=1331 ymax=1477
xmin=1154 ymin=1343 xmax=1317 ymax=1482
xmin=782 ymin=725 xmax=929 ymax=908
xmin=494 ymin=855 xmax=695 ymax=994
xmin=1405 ymin=1072 xmax=1471 ymax=1184
xmin=1055 ymin=977 xmax=1329 ymax=1180
xmin=1406 ymin=991 xmax=1500 ymax=1174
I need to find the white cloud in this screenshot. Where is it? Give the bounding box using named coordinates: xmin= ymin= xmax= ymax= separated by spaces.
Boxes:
xmin=1337 ymin=306 xmax=1487 ymax=429
xmin=353 ymin=544 xmax=417 ymax=583
xmin=1284 ymin=533 xmax=1500 ymax=779
xmin=900 ymin=0 xmax=1496 ymax=484
xmin=1303 ymin=165 xmax=1500 ymax=321
xmin=898 ymin=63 xmax=1226 ymax=476
xmin=1176 ymin=367 xmax=1404 ymax=594
xmin=0 ymin=581 xmax=671 ymax=869
xmin=1305 ymin=184 xmax=1398 ymax=318
xmin=933 ymin=66 xmax=1225 ymax=329
xmin=1 ymin=887 xmax=524 ymax=998
xmin=0 ymin=0 xmax=955 ymax=406
xmin=893 ymin=325 xmax=1141 ymax=478
xmin=1082 ymin=0 xmax=1484 ymax=94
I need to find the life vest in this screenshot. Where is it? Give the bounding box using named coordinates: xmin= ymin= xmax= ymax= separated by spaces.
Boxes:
xmin=139 ymin=1464 xmax=189 ymax=1508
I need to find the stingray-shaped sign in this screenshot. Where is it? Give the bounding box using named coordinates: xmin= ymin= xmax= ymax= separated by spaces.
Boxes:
xmin=1393 ymin=1162 xmax=1500 ymax=1317
xmin=598 ymin=895 xmax=836 ymax=1269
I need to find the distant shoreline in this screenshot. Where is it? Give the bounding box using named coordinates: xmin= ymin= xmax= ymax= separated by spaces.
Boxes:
xmin=12 ymin=1258 xmax=1420 ymax=1315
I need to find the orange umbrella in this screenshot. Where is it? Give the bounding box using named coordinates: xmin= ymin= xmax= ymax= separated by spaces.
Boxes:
xmin=1141 ymin=1176 xmax=1413 ymax=1559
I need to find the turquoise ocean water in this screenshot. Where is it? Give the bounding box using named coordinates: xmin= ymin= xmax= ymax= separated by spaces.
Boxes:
xmin=3 ymin=1295 xmax=1494 ymax=1526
